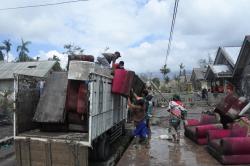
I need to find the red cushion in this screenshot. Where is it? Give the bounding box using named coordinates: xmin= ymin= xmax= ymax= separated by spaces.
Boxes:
xmin=231 ymin=128 xmax=248 ymax=137
xmin=221 ymin=137 xmax=250 ymax=155
xmin=208 ymin=129 xmax=231 ymax=142
xmin=209 ymin=139 xmax=221 ymax=152
xmin=222 ymin=155 xmax=250 ymax=165
xmin=199 ymin=114 xmax=217 ymax=125
xmin=185 ymin=119 xmax=200 ymax=126
xmin=196 ymin=124 xmax=223 ymax=138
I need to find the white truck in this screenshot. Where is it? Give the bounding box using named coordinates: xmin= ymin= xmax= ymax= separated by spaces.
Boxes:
xmin=13 ymin=60 xmax=129 ymax=166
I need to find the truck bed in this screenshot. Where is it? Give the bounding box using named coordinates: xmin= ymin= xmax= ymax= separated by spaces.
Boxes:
xmin=19 ymin=129 xmax=88 ymax=142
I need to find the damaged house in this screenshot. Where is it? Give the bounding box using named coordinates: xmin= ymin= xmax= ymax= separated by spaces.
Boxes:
xmin=205 ymin=46 xmax=241 ymax=93
xmin=191 ymin=68 xmax=207 ymax=91
xmin=233 ymin=36 xmax=250 ymax=98
xmin=0 ymin=61 xmax=57 ymax=92
xmin=205 ymin=35 xmax=250 ymax=99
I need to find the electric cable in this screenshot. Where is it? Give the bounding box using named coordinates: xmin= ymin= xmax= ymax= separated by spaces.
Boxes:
xmin=164 ymin=0 xmax=180 ymax=65
xmin=0 ymin=0 xmax=88 ymax=11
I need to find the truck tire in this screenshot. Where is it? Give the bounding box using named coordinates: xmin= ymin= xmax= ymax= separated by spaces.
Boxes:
xmin=121 ymin=122 xmax=126 ymax=136
xmin=89 ymin=142 xmax=99 ymax=161
xmin=97 ymin=134 xmax=110 ymax=161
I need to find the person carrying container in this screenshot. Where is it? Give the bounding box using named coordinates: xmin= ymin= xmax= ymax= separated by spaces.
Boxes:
xmin=128 ymin=97 xmax=148 ymax=145
xmin=167 ymin=95 xmax=187 ymax=142
xmin=132 ymin=89 xmax=153 ymax=138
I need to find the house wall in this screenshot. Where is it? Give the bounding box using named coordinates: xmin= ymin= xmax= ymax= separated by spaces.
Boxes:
xmin=237 ymin=64 xmax=250 ymax=99
xmin=201 ymin=81 xmax=208 ymax=89
xmin=0 ymin=79 xmax=14 ymax=92
xmin=217 ymin=54 xmax=229 ymax=65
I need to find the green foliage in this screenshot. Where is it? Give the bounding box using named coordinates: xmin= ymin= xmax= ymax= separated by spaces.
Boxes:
xmin=0 ymin=45 xmax=5 ymax=61
xmin=152 ymin=77 xmax=160 ymax=88
xmin=17 ymin=38 xmax=33 ymax=62
xmin=164 ymin=75 xmax=170 ymax=84
xmin=179 ymin=63 xmax=185 ymax=76
xmin=3 ymin=39 xmax=12 ymax=62
xmin=63 ymin=44 xmax=84 ymax=55
xmin=49 ymin=55 xmax=62 ymax=71
xmin=160 ymin=64 xmax=171 ymax=84
xmin=0 ymin=50 xmax=4 ymax=61
xmin=160 ymin=64 xmax=170 ymax=75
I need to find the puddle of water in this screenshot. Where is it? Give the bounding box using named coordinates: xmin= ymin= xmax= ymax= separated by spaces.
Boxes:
xmin=117 ymin=107 xmax=225 ymax=166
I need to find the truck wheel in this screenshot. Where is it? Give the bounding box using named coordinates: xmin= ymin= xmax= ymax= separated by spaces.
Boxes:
xmin=89 ymin=142 xmax=99 ymax=161
xmin=121 ymin=122 xmax=126 ymax=136
xmin=97 ymin=135 xmax=110 ymax=161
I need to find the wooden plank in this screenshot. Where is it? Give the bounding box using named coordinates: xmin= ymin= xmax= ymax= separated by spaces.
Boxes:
xmin=15 ymin=139 xmax=22 ymax=166
xmin=79 ymin=144 xmax=88 ymax=166
xmin=20 ymin=138 xmax=31 ymax=166
xmin=45 ymin=141 xmax=52 ymax=166
xmin=15 ymin=139 xmax=88 ymax=166
xmin=50 ymin=141 xmax=88 ymax=166
xmin=51 ymin=142 xmax=72 ymax=165
xmin=30 ymin=140 xmax=46 ymax=165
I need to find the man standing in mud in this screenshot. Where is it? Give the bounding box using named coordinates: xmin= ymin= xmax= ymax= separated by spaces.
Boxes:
xmin=128 ymin=96 xmax=148 ymax=145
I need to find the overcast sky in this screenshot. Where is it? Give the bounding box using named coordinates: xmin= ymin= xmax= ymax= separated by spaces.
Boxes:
xmin=1 ymin=0 xmax=250 ymax=73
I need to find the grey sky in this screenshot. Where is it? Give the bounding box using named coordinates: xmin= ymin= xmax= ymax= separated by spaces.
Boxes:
xmin=0 ymin=0 xmax=249 ymax=73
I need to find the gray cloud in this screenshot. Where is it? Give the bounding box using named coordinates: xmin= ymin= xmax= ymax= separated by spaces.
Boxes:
xmin=1 ymin=0 xmax=250 ymax=74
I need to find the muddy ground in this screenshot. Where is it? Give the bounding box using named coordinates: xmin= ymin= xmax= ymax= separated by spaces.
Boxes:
xmin=0 ymin=105 xmax=247 ymax=166
xmin=117 ymin=106 xmax=247 ymax=166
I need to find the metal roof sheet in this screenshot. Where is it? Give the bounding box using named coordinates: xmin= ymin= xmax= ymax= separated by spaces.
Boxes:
xmin=0 ymin=61 xmax=56 ymax=79
xmin=210 ymin=64 xmax=232 ymax=77
xmin=212 ymin=65 xmax=231 ymax=73
xmin=193 ymin=68 xmax=206 ymax=80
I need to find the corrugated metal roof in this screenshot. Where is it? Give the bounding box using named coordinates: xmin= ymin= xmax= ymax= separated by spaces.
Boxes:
xmin=0 ymin=61 xmax=56 ymax=79
xmin=212 ymin=65 xmax=231 ymax=74
xmin=210 ymin=65 xmax=232 ymax=77
xmin=193 ymin=68 xmax=206 ymax=80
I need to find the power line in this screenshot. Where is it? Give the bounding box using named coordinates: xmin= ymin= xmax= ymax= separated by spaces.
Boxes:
xmin=0 ymin=0 xmax=88 ymax=11
xmin=164 ymin=0 xmax=180 ymax=65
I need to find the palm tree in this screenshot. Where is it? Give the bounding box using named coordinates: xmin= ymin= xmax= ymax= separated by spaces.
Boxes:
xmin=3 ymin=39 xmax=12 ymax=62
xmin=17 ymin=39 xmax=31 ymax=62
xmin=179 ymin=63 xmax=184 ymax=76
xmin=0 ymin=50 xmax=4 ymax=61
xmin=0 ymin=46 xmax=5 ymax=61
xmin=160 ymin=64 xmax=170 ymax=76
xmin=160 ymin=64 xmax=171 ymax=83
xmin=48 ymin=55 xmax=62 ymax=71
